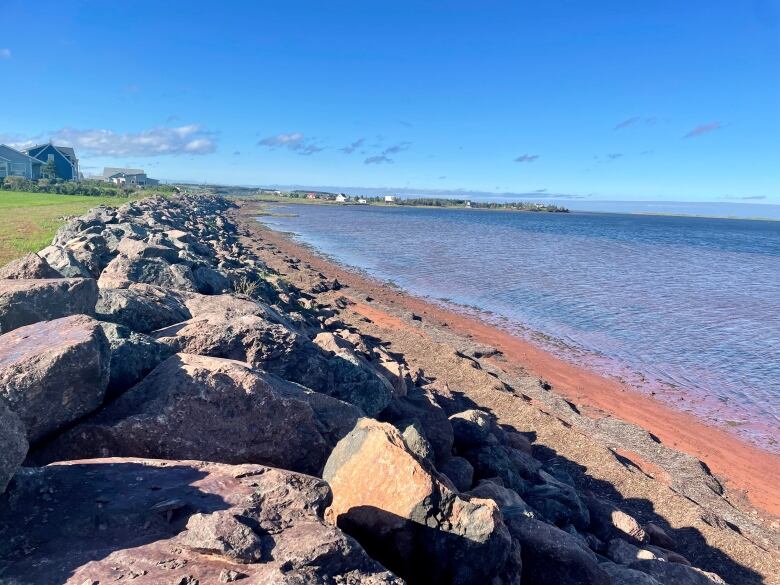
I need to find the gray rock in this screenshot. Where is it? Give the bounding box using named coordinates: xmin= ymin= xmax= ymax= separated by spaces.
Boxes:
xmin=449 ymin=409 xmax=496 ymax=448
xmin=0 ymin=315 xmax=110 ymax=443
xmin=156 ymin=313 xmax=392 ymax=416
xmin=396 ymin=418 xmax=434 ymax=463
xmin=38 ymin=245 xmax=93 ymax=278
xmin=35 ymin=354 xmax=361 ymax=476
xmin=0 ymin=253 xmax=62 ymax=279
xmin=583 ymin=494 xmax=647 ymax=544
xmin=0 ymin=458 xmax=401 ymax=584
xmin=95 ymin=284 xmax=191 ymax=333
xmin=504 ymin=513 xmax=610 ymax=585
xmin=601 ymin=561 xmax=662 ymax=585
xmin=462 ymin=444 xmax=538 ymax=493
xmin=378 ymin=386 xmax=454 ymax=463
xmin=606 ymin=538 xmax=658 ymax=565
xmin=629 ymin=559 xmax=727 ymax=584
xmin=99 ymin=322 xmax=175 ymax=399
xmin=524 ymin=469 xmax=590 ymax=530
xmin=438 ymin=456 xmax=474 ymax=492
xmin=0 ymin=399 xmax=27 ymax=494
xmin=192 ymin=265 xmax=231 ymax=294
xmin=0 ymin=278 xmax=98 ymax=333
xmin=466 ymin=479 xmax=534 ymax=516
xmin=98 ymin=254 xmax=198 ymax=291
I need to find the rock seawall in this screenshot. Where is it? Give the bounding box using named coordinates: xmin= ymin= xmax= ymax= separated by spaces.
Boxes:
xmin=0 ymin=194 xmax=754 ymax=583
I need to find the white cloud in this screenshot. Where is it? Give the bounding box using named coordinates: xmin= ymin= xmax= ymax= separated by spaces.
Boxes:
xmin=0 ymin=49 xmax=11 ymax=60
xmin=50 ymin=125 xmax=218 ymax=156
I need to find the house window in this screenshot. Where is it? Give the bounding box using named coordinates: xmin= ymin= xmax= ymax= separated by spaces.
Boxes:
xmin=10 ymin=163 xmax=27 ymax=176
xmin=47 ymin=154 xmax=55 ymax=162
xmin=0 ymin=161 xmax=7 ymax=177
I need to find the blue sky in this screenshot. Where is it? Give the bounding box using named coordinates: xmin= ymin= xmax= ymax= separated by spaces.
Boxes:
xmin=1 ymin=0 xmax=779 ymax=203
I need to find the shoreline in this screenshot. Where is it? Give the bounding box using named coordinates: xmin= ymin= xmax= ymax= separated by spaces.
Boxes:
xmin=247 ymin=194 xmax=780 ymax=221
xmin=239 ymin=201 xmax=780 ymax=520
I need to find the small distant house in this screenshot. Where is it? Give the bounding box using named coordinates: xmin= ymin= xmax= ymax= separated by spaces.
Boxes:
xmin=357 ymin=198 xmax=368 ymax=204
xmin=465 ymin=200 xmax=471 ymax=208
xmin=0 ymin=144 xmax=44 ymax=180
xmin=306 ymin=193 xmax=317 ymax=200
xmin=102 ymin=167 xmax=159 ymax=187
xmin=23 ymin=143 xmax=79 ymax=181
xmin=335 ymin=194 xmax=348 ymax=203
xmin=384 ymin=195 xmax=397 ymax=203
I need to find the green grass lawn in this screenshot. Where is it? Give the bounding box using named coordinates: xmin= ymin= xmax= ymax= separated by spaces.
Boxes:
xmin=0 ymin=191 xmax=142 ymax=265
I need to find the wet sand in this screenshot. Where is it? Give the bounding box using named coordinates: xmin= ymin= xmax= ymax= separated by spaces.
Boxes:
xmin=239 ymin=202 xmax=780 ymax=520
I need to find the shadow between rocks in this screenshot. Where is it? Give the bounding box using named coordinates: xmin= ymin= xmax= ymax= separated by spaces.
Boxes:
xmin=0 ymin=461 xmax=231 ymax=585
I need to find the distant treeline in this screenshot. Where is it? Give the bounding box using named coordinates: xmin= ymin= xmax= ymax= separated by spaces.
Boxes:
xmin=0 ymin=176 xmax=176 ymax=197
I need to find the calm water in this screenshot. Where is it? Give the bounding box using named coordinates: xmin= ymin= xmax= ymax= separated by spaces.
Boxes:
xmin=259 ymin=205 xmax=780 ymax=452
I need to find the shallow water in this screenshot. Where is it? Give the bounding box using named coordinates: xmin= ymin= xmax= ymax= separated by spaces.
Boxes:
xmin=259 ymin=205 xmax=780 ymax=452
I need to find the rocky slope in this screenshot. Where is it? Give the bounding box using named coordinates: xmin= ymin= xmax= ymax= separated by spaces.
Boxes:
xmin=0 ymin=194 xmax=768 ymax=584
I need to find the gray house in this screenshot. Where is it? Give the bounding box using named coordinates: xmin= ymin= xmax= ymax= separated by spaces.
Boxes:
xmin=102 ymin=167 xmax=159 ymax=187
xmin=0 ymin=144 xmax=44 ymax=180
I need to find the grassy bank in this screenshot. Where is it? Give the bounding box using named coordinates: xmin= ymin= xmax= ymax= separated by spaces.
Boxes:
xmin=0 ymin=191 xmax=141 ymax=265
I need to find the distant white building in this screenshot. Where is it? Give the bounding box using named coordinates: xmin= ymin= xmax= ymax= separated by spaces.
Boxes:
xmin=384 ymin=195 xmax=397 ymax=203
xmin=335 ymin=194 xmax=348 ymax=203
xmin=101 ymin=167 xmax=159 ymax=187
xmin=357 ymin=198 xmax=368 ymax=204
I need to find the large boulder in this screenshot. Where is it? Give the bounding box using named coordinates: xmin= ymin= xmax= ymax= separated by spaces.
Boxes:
xmin=0 ymin=253 xmax=62 ymax=279
xmin=0 ymin=399 xmax=27 ymax=494
xmin=504 ymin=513 xmax=611 ymax=585
xmin=98 ymin=254 xmax=198 ymax=291
xmin=35 ymin=354 xmax=361 ymax=476
xmin=95 ymin=283 xmax=191 ymax=333
xmin=38 ymin=245 xmax=92 ymax=278
xmin=0 ymin=278 xmax=98 ymax=333
xmin=0 ymin=458 xmax=402 ymax=584
xmin=0 ymin=315 xmax=110 ymax=443
xmin=156 ymin=313 xmax=393 ymax=416
xmin=98 ymin=322 xmax=175 ymax=399
xmin=323 ymin=418 xmax=512 ymax=585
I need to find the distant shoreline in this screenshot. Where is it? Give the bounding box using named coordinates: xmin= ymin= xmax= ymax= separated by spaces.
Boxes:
xmin=230 ymin=192 xmax=780 ymax=222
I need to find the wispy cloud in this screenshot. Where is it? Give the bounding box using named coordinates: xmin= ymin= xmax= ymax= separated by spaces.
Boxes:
xmin=514 ymin=154 xmax=539 ymax=163
xmin=363 ymin=142 xmax=411 ymax=165
xmin=258 ymin=132 xmax=324 ymax=155
xmin=364 ymin=155 xmax=393 ymax=165
xmin=122 ymin=84 xmax=140 ymax=94
xmin=684 ymin=122 xmax=722 ymax=139
xmin=534 ymin=188 xmax=548 ymax=193
xmin=233 ymin=150 xmax=241 ymax=156
xmin=340 ymin=138 xmax=365 ymax=154
xmin=438 ymin=175 xmax=447 ymax=180
xmin=48 ymin=125 xmax=218 ymax=156
xmin=614 ymin=116 xmax=657 ymax=130
xmin=723 ymin=194 xmax=767 ymax=201
xmin=606 ymin=153 xmax=623 ymax=160
xmin=0 ymin=49 xmax=11 ymax=60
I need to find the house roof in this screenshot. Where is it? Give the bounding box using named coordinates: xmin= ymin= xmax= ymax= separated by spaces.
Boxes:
xmin=104 ymin=167 xmax=145 ymax=177
xmin=23 ymin=143 xmax=78 ymax=163
xmin=0 ymin=144 xmax=45 ymax=165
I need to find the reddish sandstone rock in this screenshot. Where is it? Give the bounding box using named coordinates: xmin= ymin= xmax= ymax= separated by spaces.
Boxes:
xmin=0 ymin=253 xmax=62 ymax=279
xmin=0 ymin=458 xmax=402 ymax=584
xmin=0 ymin=278 xmax=98 ymax=333
xmin=323 ymin=418 xmax=511 ymax=585
xmin=35 ymin=354 xmax=361 ymax=476
xmin=0 ymin=315 xmax=110 ymax=443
